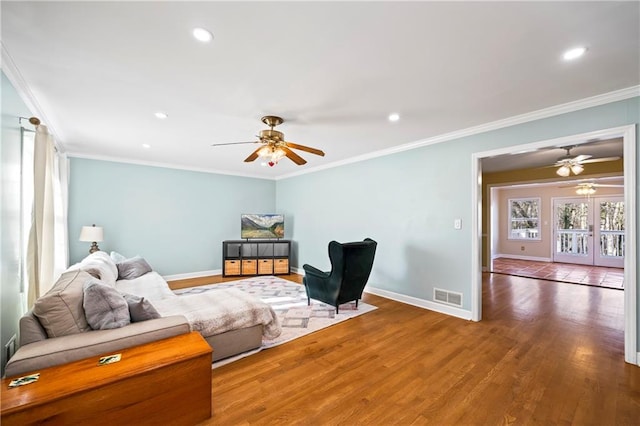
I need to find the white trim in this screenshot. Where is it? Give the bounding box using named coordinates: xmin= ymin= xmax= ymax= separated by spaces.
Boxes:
xmin=622 ymin=125 xmax=637 ymax=366
xmin=67 ymin=153 xmax=275 ymax=180
xmin=493 ymin=254 xmax=552 ymax=262
xmin=277 ymin=87 xmax=640 ymax=181
xmin=365 ymin=286 xmax=472 ymax=321
xmin=471 ymin=150 xmax=482 ymax=321
xmin=291 ymin=266 xmax=304 ymax=275
xmin=162 ymin=269 xmax=221 ymax=282
xmin=1 ymin=42 xmax=64 ymax=151
xmin=472 ymin=124 xmax=637 ymax=365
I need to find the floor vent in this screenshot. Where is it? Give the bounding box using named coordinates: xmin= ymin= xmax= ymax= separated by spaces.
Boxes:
xmin=434 ymin=288 xmax=463 ymax=308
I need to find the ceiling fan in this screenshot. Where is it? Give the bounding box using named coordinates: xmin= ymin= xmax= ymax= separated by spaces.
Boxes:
xmin=553 ymin=146 xmax=620 ymax=177
xmin=559 ymin=181 xmax=624 ymax=195
xmin=210 ymin=115 xmax=325 ymax=167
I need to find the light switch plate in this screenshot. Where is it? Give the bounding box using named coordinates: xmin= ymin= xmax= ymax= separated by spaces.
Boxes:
xmin=454 ymin=219 xmax=462 ymax=230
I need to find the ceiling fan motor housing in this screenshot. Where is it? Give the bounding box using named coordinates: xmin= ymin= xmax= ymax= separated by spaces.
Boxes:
xmin=259 ymin=129 xmax=284 ymax=142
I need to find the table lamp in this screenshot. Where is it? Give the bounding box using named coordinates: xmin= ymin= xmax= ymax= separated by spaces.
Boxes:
xmin=79 ymin=224 xmax=104 ymax=254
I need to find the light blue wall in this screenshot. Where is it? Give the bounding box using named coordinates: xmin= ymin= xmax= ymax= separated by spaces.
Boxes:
xmin=1 ymin=72 xmax=30 ymax=375
xmin=68 ymin=159 xmax=276 ymax=276
xmin=276 ymin=97 xmax=639 ymax=315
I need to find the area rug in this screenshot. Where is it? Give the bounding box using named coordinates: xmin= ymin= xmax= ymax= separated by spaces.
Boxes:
xmin=173 ymin=276 xmax=377 ymax=367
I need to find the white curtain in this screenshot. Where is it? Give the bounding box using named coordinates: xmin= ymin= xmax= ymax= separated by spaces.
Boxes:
xmin=26 ymin=124 xmax=68 ymax=307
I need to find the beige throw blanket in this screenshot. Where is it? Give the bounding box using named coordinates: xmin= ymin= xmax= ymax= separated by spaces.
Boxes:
xmin=152 ymin=288 xmax=281 ymax=339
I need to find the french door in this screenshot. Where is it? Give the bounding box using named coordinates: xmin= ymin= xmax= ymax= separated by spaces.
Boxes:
xmin=553 ymin=196 xmax=624 ymax=268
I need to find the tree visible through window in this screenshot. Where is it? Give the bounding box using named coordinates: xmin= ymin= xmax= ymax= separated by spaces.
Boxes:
xmin=509 ymin=198 xmax=540 ymax=240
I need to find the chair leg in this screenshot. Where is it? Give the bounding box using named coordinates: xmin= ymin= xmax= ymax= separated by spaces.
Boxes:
xmin=307 ymin=295 xmax=310 ymax=306
xmin=336 ymin=305 xmax=339 ymax=314
xmin=356 ymin=299 xmax=359 ymax=309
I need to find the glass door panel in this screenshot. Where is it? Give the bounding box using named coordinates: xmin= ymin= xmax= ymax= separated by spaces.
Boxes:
xmin=553 ymin=198 xmax=593 ymax=265
xmin=595 ymin=197 xmax=624 ymax=268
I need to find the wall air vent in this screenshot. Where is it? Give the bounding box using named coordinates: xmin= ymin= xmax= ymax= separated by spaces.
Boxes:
xmin=434 ymin=288 xmax=463 ymax=308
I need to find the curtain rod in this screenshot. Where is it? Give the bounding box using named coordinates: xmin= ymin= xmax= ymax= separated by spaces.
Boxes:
xmin=19 ymin=116 xmax=41 ymax=126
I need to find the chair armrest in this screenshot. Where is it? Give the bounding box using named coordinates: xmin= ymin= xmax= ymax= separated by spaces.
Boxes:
xmin=302 ymin=264 xmax=329 ymax=278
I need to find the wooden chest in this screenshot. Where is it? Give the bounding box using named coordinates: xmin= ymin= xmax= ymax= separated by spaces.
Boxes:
xmin=1 ymin=332 xmax=212 ymax=426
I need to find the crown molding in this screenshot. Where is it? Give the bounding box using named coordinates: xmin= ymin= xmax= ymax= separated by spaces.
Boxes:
xmin=276 ymin=86 xmax=640 ymax=180
xmin=1 ymin=42 xmax=65 ymax=152
xmin=66 ymin=152 xmax=277 ymax=180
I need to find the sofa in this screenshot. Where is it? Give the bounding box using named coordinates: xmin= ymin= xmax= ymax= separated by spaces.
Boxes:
xmin=4 ymin=252 xmax=281 ymax=378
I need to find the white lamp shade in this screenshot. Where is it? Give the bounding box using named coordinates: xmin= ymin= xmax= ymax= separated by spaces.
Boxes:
xmin=556 ymin=165 xmax=571 ymax=177
xmin=570 ymin=164 xmax=584 ymax=175
xmin=79 ymin=225 xmax=103 ymax=242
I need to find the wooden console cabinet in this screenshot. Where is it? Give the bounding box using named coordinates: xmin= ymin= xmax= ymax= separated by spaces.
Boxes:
xmin=223 ymin=239 xmax=291 ymax=277
xmin=1 ymin=332 xmax=212 ymax=426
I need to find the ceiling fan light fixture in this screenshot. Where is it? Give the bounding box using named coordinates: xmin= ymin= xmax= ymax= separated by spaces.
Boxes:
xmin=570 ymin=163 xmax=584 ymax=175
xmin=272 ymin=147 xmax=286 ymax=162
xmin=257 ymin=146 xmax=272 ymax=158
xmin=576 ymin=186 xmax=596 ymax=196
xmin=556 ymin=165 xmax=571 ymax=177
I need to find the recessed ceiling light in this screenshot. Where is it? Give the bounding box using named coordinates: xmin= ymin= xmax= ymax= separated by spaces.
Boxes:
xmin=563 ymin=46 xmax=587 ymax=61
xmin=142 ymin=144 xmax=151 ymax=149
xmin=388 ymin=113 xmax=400 ymax=122
xmin=154 ymin=112 xmax=168 ymax=119
xmin=192 ymin=27 xmax=213 ymax=43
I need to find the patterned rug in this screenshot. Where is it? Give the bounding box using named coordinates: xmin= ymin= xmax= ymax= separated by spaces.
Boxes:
xmin=174 ymin=276 xmax=377 ymax=366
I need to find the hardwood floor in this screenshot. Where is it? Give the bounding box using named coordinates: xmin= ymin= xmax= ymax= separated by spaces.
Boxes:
xmin=193 ymin=273 xmax=639 ymax=425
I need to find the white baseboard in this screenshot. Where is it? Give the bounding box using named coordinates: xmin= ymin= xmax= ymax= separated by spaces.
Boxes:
xmin=364 ymin=285 xmax=472 ymax=321
xmin=493 ymin=254 xmax=552 ymax=262
xmin=162 ymin=269 xmax=222 ymax=281
xmin=164 ymin=267 xmax=303 ymax=281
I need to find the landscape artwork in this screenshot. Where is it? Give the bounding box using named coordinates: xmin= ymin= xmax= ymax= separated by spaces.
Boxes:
xmin=241 ymin=214 xmax=285 ymax=239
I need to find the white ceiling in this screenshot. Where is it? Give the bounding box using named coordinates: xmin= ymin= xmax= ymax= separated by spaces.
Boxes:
xmin=2 ymin=1 xmax=638 ymax=178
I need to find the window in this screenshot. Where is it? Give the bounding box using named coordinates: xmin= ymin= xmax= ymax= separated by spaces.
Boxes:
xmin=508 ymin=198 xmax=541 ymax=240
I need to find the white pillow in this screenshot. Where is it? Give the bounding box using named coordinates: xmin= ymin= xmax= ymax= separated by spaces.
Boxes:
xmin=79 ymin=251 xmax=118 ymax=286
xmin=110 ymin=251 xmax=127 ymax=263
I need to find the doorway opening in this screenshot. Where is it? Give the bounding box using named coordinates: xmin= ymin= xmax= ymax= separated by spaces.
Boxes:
xmin=471 ymin=124 xmax=637 ymax=365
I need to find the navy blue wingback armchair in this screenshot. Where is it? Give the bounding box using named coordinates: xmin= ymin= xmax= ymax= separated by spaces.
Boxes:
xmin=302 ymin=238 xmax=377 ymax=313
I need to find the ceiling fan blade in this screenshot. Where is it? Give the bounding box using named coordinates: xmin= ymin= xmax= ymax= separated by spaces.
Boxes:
xmin=211 ymin=141 xmax=257 ymax=147
xmin=284 ymin=141 xmax=325 ymax=157
xmin=572 ymin=154 xmax=592 ymax=163
xmin=280 ymin=146 xmax=307 ymax=165
xmin=244 ymin=147 xmax=263 ymax=162
xmin=580 ymin=156 xmax=621 ymax=164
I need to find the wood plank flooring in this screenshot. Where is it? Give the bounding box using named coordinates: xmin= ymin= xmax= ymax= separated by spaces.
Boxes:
xmin=189 ymin=273 xmax=639 ymax=425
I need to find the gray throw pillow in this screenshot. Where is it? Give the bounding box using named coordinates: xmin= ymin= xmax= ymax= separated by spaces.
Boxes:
xmin=122 ymin=293 xmax=161 ymax=322
xmin=83 ymin=279 xmax=131 ymax=330
xmin=117 ymin=256 xmax=153 ymax=280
